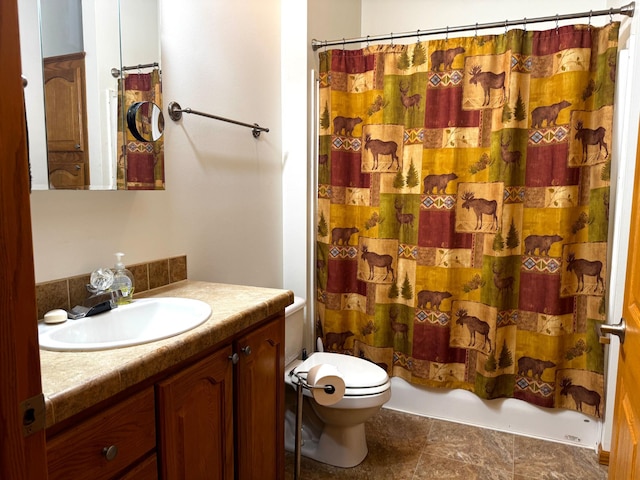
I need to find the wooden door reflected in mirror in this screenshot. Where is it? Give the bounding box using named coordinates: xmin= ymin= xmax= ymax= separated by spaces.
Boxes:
xmin=44 ymin=52 xmax=89 ymax=189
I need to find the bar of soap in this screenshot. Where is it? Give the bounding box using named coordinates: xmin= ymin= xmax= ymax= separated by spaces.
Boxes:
xmin=44 ymin=309 xmax=68 ymax=324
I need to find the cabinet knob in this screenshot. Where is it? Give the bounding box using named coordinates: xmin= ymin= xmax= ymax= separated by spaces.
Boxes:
xmin=241 ymin=346 xmax=252 ymax=356
xmin=74 ymin=144 xmax=81 ymax=150
xmin=228 ymin=353 xmax=239 ymax=364
xmin=102 ymin=445 xmax=118 ymax=461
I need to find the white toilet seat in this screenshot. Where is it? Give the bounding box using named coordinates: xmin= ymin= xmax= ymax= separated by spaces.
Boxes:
xmin=291 ymin=352 xmax=391 ymax=399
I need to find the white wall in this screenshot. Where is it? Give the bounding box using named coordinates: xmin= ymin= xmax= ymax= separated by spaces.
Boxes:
xmin=40 ymin=0 xmax=83 ymax=57
xmin=119 ymin=0 xmax=160 ymax=68
xmin=282 ymin=0 xmax=308 ymax=301
xmin=30 ymin=0 xmax=284 ymax=291
xmin=361 ymin=0 xmax=615 ymax=34
xmin=18 ymin=0 xmax=48 ymax=190
xmin=82 ymin=0 xmax=121 ymax=189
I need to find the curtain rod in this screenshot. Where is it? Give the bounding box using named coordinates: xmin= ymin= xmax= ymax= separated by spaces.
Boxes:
xmin=311 ymin=2 xmax=635 ymax=51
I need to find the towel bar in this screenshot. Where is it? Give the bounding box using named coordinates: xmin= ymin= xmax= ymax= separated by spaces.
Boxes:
xmin=167 ymin=101 xmax=269 ymax=138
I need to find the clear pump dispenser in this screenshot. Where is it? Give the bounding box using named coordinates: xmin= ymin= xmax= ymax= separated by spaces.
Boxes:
xmin=112 ymin=252 xmax=135 ymax=305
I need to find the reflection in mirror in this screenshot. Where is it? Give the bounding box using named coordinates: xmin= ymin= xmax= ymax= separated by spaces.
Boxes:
xmin=116 ymin=0 xmax=164 ymax=190
xmin=17 ymin=0 xmax=162 ymax=190
xmin=117 ymin=68 xmax=165 ymax=190
xmin=127 ymin=102 xmax=165 ymax=142
xmin=44 ymin=52 xmax=90 ymax=189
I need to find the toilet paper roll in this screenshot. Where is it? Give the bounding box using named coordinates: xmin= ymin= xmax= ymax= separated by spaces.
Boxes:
xmin=306 ymin=364 xmax=346 ymax=406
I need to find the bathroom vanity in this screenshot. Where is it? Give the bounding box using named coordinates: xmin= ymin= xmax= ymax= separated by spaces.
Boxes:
xmin=40 ymin=280 xmax=293 ymax=480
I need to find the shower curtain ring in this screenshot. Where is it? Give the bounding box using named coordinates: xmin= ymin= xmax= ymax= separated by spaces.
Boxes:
xmin=446 ymin=26 xmax=449 ymax=42
xmin=555 ymin=14 xmax=559 ymax=34
xmin=504 ymin=19 xmax=508 ymax=34
xmin=366 ymin=35 xmax=370 ymax=48
xmin=390 ymin=32 xmax=394 ymax=46
xmin=474 ymin=22 xmax=478 ymax=38
xmin=416 ymin=29 xmax=420 ymax=43
xmin=610 ymin=7 xmax=614 ymax=22
xmin=342 ymin=38 xmax=346 ymax=50
xmin=523 ymin=18 xmax=527 ymax=32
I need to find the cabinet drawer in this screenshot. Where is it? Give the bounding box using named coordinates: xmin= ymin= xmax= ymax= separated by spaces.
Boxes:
xmin=47 ymin=388 xmax=155 ymax=480
xmin=120 ymin=454 xmax=158 ymax=479
xmin=48 ymin=161 xmax=85 ymax=189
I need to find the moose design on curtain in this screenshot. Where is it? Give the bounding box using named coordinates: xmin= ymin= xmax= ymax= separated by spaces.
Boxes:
xmin=316 ymin=22 xmax=619 ymax=416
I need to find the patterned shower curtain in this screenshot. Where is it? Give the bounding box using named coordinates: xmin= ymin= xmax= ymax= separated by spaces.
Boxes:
xmin=316 ymin=22 xmax=619 ymax=416
xmin=117 ymin=69 xmax=165 ymax=190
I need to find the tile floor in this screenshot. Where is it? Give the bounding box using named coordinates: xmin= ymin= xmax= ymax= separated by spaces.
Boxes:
xmin=284 ymin=407 xmax=608 ymax=479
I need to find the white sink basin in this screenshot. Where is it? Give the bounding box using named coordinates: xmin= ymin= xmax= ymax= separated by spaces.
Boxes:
xmin=38 ymin=297 xmax=212 ymax=352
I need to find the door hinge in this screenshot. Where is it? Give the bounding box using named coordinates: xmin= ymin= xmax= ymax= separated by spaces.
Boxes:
xmin=20 ymin=393 xmax=45 ymax=436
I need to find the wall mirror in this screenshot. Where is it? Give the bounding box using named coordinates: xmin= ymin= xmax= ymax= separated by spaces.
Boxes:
xmin=127 ymin=102 xmax=165 ymax=142
xmin=19 ymin=0 xmax=162 ymax=190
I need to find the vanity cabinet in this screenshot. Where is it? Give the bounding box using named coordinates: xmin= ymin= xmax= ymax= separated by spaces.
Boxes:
xmin=45 ymin=312 xmax=285 ymax=480
xmin=158 ymin=314 xmax=285 ymax=479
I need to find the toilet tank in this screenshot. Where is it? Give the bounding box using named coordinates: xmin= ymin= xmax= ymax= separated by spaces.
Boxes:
xmin=285 ymin=297 xmax=306 ymax=367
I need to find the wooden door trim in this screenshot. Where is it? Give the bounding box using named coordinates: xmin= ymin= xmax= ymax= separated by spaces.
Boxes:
xmin=0 ymin=0 xmax=48 ymax=478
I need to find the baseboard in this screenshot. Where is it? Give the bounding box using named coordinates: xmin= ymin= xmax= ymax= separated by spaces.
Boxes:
xmin=598 ymin=444 xmax=610 ymax=466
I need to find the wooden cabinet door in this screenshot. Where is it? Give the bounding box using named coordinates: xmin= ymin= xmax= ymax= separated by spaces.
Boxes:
xmin=157 ymin=346 xmax=234 ymax=480
xmin=609 ymin=131 xmax=640 ymax=478
xmin=235 ymin=315 xmax=285 ymax=480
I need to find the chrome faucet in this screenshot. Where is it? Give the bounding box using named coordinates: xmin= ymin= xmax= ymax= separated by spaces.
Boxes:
xmin=67 ymin=269 xmax=122 ymax=319
xmin=67 ymin=289 xmax=122 ymax=320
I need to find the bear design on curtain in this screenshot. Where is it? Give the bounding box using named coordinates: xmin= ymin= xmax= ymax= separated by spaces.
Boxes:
xmin=117 ymin=69 xmax=165 ymax=190
xmin=316 ymin=22 xmax=619 ymax=416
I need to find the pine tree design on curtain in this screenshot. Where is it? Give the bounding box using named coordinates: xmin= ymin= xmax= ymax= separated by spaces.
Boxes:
xmin=316 ymin=22 xmax=619 ymax=416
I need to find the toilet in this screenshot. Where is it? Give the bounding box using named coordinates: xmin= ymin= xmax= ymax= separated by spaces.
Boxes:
xmin=284 ymin=297 xmax=391 ymax=468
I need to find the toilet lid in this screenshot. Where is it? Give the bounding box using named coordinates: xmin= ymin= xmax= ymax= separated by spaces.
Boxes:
xmin=295 ymin=352 xmax=389 ymax=391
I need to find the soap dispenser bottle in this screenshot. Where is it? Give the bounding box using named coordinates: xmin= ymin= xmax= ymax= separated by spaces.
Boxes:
xmin=112 ymin=252 xmax=135 ymax=305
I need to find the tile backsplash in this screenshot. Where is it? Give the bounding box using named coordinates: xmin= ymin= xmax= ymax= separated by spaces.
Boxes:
xmin=35 ymin=256 xmax=187 ymax=320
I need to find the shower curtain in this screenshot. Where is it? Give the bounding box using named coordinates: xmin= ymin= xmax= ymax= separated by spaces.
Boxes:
xmin=316 ymin=22 xmax=619 ymax=417
xmin=117 ymin=69 xmax=165 ymax=190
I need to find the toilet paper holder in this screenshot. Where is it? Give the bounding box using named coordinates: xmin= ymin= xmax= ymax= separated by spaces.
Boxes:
xmin=289 ymin=370 xmax=337 ymax=394
xmin=289 ymin=369 xmax=340 ymax=480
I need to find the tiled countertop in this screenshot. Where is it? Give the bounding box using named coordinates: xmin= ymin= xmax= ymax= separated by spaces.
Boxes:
xmin=39 ymin=280 xmax=294 ymax=428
